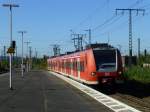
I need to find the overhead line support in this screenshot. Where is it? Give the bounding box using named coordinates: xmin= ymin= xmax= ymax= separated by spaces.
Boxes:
xmin=116 ymin=8 xmax=145 ymax=66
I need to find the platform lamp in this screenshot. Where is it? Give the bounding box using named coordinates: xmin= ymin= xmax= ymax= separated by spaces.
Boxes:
xmin=2 ymin=3 xmax=19 ymax=90
xmin=18 ymin=31 xmax=27 ymax=77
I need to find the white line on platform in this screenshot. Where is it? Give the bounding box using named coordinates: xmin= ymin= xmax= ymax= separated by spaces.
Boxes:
xmin=0 ymin=73 xmax=9 ymax=77
xmin=48 ymin=71 xmax=141 ymax=112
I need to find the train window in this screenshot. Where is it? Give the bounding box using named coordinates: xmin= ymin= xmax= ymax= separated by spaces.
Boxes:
xmin=66 ymin=62 xmax=69 ymax=69
xmin=62 ymin=62 xmax=64 ymax=69
xmin=61 ymin=62 xmax=62 ymax=68
xmin=75 ymin=61 xmax=76 ymax=70
xmin=70 ymin=62 xmax=73 ymax=69
xmin=77 ymin=62 xmax=80 ymax=71
xmin=73 ymin=61 xmax=75 ymax=70
xmin=64 ymin=61 xmax=66 ymax=68
xmin=68 ymin=62 xmax=70 ymax=69
xmin=66 ymin=62 xmax=68 ymax=69
xmin=80 ymin=61 xmax=84 ymax=72
xmin=67 ymin=62 xmax=69 ymax=69
xmin=73 ymin=61 xmax=77 ymax=70
xmin=61 ymin=62 xmax=63 ymax=68
xmin=66 ymin=62 xmax=67 ymax=69
xmin=58 ymin=61 xmax=61 ymax=68
xmin=93 ymin=50 xmax=116 ymax=71
xmin=85 ymin=55 xmax=87 ymax=66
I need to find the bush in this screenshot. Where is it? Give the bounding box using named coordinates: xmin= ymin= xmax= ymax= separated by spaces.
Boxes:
xmin=124 ymin=66 xmax=150 ymax=84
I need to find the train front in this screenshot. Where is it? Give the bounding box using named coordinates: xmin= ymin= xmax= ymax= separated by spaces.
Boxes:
xmin=93 ymin=48 xmax=123 ymax=85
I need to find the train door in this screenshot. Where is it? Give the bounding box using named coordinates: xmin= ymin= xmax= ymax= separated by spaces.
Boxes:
xmin=60 ymin=60 xmax=63 ymax=72
xmin=116 ymin=49 xmax=118 ymax=71
xmin=64 ymin=60 xmax=66 ymax=74
xmin=56 ymin=61 xmax=58 ymax=71
xmin=53 ymin=61 xmax=55 ymax=70
xmin=68 ymin=59 xmax=71 ymax=75
xmin=71 ymin=58 xmax=73 ymax=76
xmin=58 ymin=60 xmax=61 ymax=72
xmin=66 ymin=60 xmax=68 ymax=75
xmin=73 ymin=58 xmax=77 ymax=78
xmin=66 ymin=60 xmax=69 ymax=76
xmin=77 ymin=58 xmax=80 ymax=80
xmin=63 ymin=60 xmax=65 ymax=73
xmin=79 ymin=57 xmax=85 ymax=80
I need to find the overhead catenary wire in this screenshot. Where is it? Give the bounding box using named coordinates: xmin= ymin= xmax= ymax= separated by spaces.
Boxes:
xmin=72 ymin=0 xmax=110 ymax=31
xmin=91 ymin=0 xmax=145 ymax=33
xmin=92 ymin=14 xmax=123 ymax=32
xmin=72 ymin=0 xmax=144 ymax=40
xmin=128 ymin=0 xmax=144 ymax=8
xmin=92 ymin=14 xmax=116 ymax=31
xmin=69 ymin=0 xmax=148 ymax=53
xmin=92 ymin=1 xmax=148 ymax=38
xmin=97 ymin=14 xmax=144 ymax=37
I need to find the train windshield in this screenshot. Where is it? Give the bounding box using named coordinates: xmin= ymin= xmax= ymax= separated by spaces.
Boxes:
xmin=93 ymin=50 xmax=116 ymax=72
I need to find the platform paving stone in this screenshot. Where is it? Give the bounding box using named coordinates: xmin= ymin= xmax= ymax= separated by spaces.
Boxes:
xmin=0 ymin=70 xmax=113 ymax=112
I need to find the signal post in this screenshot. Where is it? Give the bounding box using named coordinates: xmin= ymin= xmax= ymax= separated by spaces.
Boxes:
xmin=7 ymin=47 xmax=15 ymax=90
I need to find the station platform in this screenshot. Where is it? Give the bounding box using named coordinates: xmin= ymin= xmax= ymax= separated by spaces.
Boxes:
xmin=0 ymin=70 xmax=112 ymax=112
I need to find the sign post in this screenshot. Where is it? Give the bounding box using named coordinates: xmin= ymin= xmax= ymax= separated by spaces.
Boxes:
xmin=7 ymin=47 xmax=15 ymax=90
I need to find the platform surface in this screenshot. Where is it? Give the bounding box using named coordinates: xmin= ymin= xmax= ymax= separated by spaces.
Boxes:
xmin=0 ymin=70 xmax=112 ymax=112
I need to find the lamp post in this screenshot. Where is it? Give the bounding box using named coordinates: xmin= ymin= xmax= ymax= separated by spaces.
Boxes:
xmin=2 ymin=3 xmax=19 ymax=90
xmin=18 ymin=31 xmax=27 ymax=77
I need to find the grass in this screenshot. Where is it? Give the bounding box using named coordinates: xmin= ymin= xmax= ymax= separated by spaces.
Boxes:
xmin=123 ymin=66 xmax=150 ymax=84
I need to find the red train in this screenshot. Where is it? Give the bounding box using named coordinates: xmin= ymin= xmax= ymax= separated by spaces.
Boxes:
xmin=47 ymin=44 xmax=123 ymax=85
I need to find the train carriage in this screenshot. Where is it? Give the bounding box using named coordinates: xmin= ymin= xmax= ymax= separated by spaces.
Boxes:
xmin=48 ymin=44 xmax=123 ymax=85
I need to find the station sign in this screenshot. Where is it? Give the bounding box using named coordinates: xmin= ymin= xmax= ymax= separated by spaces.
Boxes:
xmin=7 ymin=47 xmax=15 ymax=54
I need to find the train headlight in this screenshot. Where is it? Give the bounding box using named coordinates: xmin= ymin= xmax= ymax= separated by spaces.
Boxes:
xmin=91 ymin=72 xmax=96 ymax=76
xmin=118 ymin=71 xmax=122 ymax=75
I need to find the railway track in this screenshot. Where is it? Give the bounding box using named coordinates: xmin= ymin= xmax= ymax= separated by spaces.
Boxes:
xmin=93 ymin=82 xmax=150 ymax=112
xmin=110 ymin=93 xmax=150 ymax=112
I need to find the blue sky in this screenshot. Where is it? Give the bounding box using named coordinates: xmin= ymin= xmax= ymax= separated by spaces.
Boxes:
xmin=0 ymin=0 xmax=150 ymax=57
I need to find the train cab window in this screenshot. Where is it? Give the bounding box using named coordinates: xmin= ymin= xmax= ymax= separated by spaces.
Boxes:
xmin=93 ymin=50 xmax=116 ymax=72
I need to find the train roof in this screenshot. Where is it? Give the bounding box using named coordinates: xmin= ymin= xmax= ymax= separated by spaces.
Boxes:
xmin=86 ymin=43 xmax=115 ymax=50
xmin=48 ymin=43 xmax=117 ymax=60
